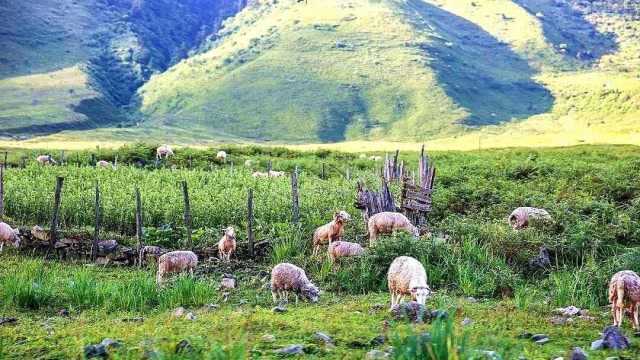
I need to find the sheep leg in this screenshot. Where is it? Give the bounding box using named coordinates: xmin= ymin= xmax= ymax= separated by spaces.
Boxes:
xmin=612 ymin=304 xmax=618 ymax=326
xmin=0 ymin=242 xmax=3 ymax=253
xmin=272 ymin=290 xmax=278 ymax=303
xmin=189 ymin=267 xmax=194 ymax=277
xmin=634 ymin=303 xmax=639 ymax=330
xmin=617 ymin=306 xmax=624 ymax=327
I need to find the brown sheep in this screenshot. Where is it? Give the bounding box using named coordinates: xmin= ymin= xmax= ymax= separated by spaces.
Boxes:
xmin=156 ymin=251 xmax=198 ymax=285
xmin=387 ymin=256 xmax=431 ymax=309
xmin=327 ymin=241 xmax=364 ymax=263
xmin=140 ymin=245 xmax=167 ymax=265
xmin=0 ymin=222 xmax=20 ymax=252
xmin=368 ymin=212 xmax=419 ymax=247
xmin=609 ymin=270 xmax=640 ymax=329
xmin=270 ymin=263 xmax=320 ymax=304
xmin=312 ymin=211 xmax=351 ymax=256
xmin=508 ymin=207 xmax=552 ymax=230
xmin=217 ymin=226 xmax=236 ymax=262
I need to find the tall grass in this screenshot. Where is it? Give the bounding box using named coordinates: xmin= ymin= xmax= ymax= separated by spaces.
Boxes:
xmin=392 ymin=318 xmax=468 ymax=360
xmin=0 ymin=259 xmax=54 ymax=310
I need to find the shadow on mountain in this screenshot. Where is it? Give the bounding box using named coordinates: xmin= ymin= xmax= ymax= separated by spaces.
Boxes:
xmin=400 ymin=0 xmax=554 ymax=126
xmin=512 ymin=0 xmax=618 ymax=63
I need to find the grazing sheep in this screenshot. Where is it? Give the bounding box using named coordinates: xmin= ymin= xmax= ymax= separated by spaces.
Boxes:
xmin=0 ymin=222 xmax=20 ymax=252
xmin=216 ymin=151 xmax=227 ymax=161
xmin=36 ymin=155 xmax=56 ymax=165
xmin=96 ymin=160 xmax=114 ymax=169
xmin=271 ymin=263 xmax=320 ymax=304
xmin=359 ymin=154 xmax=367 ymax=159
xmin=244 ymin=159 xmax=253 ymax=167
xmin=387 ymin=256 xmax=431 ymax=309
xmin=156 ymin=145 xmax=174 ymax=160
xmin=327 ymin=241 xmax=364 ymax=263
xmin=140 ymin=245 xmax=167 ymax=265
xmin=508 ymin=207 xmax=552 ymax=230
xmin=312 ymin=211 xmax=351 ymax=256
xmin=368 ymin=155 xmax=382 ymax=161
xmin=268 ymin=170 xmax=285 ymax=177
xmin=252 ymin=170 xmax=286 ymax=178
xmin=609 ymin=270 xmax=640 ymax=329
xmin=156 ymin=251 xmax=198 ymax=285
xmin=218 ymin=226 xmax=237 ymax=262
xmin=368 ymin=212 xmax=419 ymax=247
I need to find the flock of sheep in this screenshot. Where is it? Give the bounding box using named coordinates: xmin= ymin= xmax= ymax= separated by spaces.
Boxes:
xmin=5 ymin=147 xmax=640 ymax=329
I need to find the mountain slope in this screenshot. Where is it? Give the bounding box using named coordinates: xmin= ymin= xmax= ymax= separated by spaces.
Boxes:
xmin=0 ymin=0 xmax=639 ymax=145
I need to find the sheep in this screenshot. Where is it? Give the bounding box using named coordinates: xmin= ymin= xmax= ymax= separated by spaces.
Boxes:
xmin=270 ymin=263 xmax=320 ymax=304
xmin=140 ymin=245 xmax=167 ymax=265
xmin=216 ymin=151 xmax=227 ymax=162
xmin=368 ymin=212 xmax=419 ymax=247
xmin=244 ymin=159 xmax=253 ymax=167
xmin=268 ymin=170 xmax=285 ymax=177
xmin=156 ymin=145 xmax=174 ymax=160
xmin=312 ymin=211 xmax=351 ymax=256
xmin=327 ymin=241 xmax=364 ymax=263
xmin=387 ymin=256 xmax=431 ymax=309
xmin=96 ymin=160 xmax=114 ymax=169
xmin=156 ymin=250 xmax=198 ymax=285
xmin=508 ymin=207 xmax=552 ymax=230
xmin=217 ymin=226 xmax=236 ymax=262
xmin=0 ymin=222 xmax=20 ymax=252
xmin=36 ymin=155 xmax=56 ymax=165
xmin=252 ymin=170 xmax=286 ymax=178
xmin=359 ymin=154 xmax=367 ymax=159
xmin=368 ymin=155 xmax=382 ymax=161
xmin=609 ymin=270 xmax=640 ymax=329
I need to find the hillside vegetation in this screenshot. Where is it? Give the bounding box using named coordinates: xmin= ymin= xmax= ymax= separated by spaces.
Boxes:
xmin=0 ymin=0 xmax=639 ymax=146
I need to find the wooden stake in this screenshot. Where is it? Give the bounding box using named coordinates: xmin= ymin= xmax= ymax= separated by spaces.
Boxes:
xmin=346 ymin=167 xmax=350 ymax=181
xmin=135 ymin=187 xmax=143 ymax=267
xmin=92 ymin=181 xmax=100 ymax=260
xmin=181 ymin=180 xmax=193 ymax=249
xmin=50 ymin=176 xmax=64 ymax=251
xmin=60 ymin=150 xmax=65 ymax=166
xmin=321 ymin=163 xmax=326 ymax=180
xmin=3 ymin=151 xmax=7 ymax=167
xmin=247 ymin=188 xmax=254 ymax=258
xmin=0 ymin=165 xmax=4 ymax=221
xmin=291 ymin=166 xmax=300 ymax=224
xmin=267 ymin=160 xmax=272 ymax=173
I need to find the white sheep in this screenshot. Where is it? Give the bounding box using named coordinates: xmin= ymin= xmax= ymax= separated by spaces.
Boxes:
xmin=270 ymin=263 xmax=320 ymax=304
xmin=609 ymin=270 xmax=640 ymax=329
xmin=327 ymin=241 xmax=364 ymax=263
xmin=368 ymin=212 xmax=419 ymax=246
xmin=156 ymin=145 xmax=174 ymax=160
xmin=96 ymin=160 xmax=115 ymax=169
xmin=508 ymin=207 xmax=552 ymax=230
xmin=216 ymin=150 xmax=227 ymax=162
xmin=156 ymin=250 xmax=198 ymax=285
xmin=0 ymin=222 xmax=20 ymax=252
xmin=387 ymin=256 xmax=431 ymax=309
xmin=218 ymin=226 xmax=236 ymax=262
xmin=36 ymin=155 xmax=56 ymax=165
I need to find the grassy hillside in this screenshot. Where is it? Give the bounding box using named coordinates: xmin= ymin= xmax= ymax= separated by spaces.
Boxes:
xmin=0 ymin=0 xmax=639 ymax=146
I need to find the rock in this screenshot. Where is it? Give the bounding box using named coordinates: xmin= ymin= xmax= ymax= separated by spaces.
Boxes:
xmin=175 ymin=339 xmax=192 ymax=354
xmin=477 ymin=350 xmax=501 ymax=360
xmin=172 ymin=307 xmax=186 ymax=317
xmin=430 ymin=309 xmax=448 ymax=321
xmin=272 ymin=305 xmax=287 ymax=313
xmin=550 ymin=315 xmax=573 ymax=325
xmin=366 ymin=350 xmax=389 ymax=359
xmin=185 ymin=312 xmax=196 ymax=321
xmin=391 ymin=302 xmax=430 ymax=323
xmin=466 ymin=297 xmax=478 ymax=303
xmin=570 ymin=347 xmax=588 ymax=360
xmin=461 ymin=317 xmax=473 ymax=326
xmin=313 ymin=332 xmax=334 ymax=346
xmin=0 ymin=317 xmax=17 ymax=326
xmin=261 ymin=334 xmax=276 ymax=343
xmin=555 ymin=306 xmax=581 ymax=317
xmin=528 ymin=246 xmax=551 ymax=272
xmin=601 ymin=325 xmax=630 ymax=350
xmin=590 ymin=339 xmax=604 ymax=350
xmin=275 ymin=344 xmax=305 ymax=355
xmin=219 ymin=277 xmax=236 ymax=290
xmin=370 ymin=335 xmax=385 ymax=346
xmin=58 ymin=308 xmax=70 ymax=317
xmin=84 ymin=339 xmax=122 ymax=359
xmin=535 ymin=337 xmax=550 ymax=345
xmin=203 ymin=303 xmax=219 ymax=311
xmin=531 ymin=334 xmax=548 ymax=342
xmin=121 ymin=317 xmax=143 ymax=323
xmin=371 ymin=303 xmax=385 ymax=311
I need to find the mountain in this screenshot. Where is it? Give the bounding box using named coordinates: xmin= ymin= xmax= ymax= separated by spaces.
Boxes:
xmin=1 ymin=0 xmax=639 ymax=146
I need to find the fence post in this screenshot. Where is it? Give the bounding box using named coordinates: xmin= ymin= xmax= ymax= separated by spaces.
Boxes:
xmin=3 ymin=151 xmax=7 ymax=167
xmin=181 ymin=180 xmax=193 ymax=249
xmin=321 ymin=163 xmax=325 ymax=180
xmin=346 ymin=167 xmax=350 ymax=181
xmin=20 ymin=157 xmax=26 ymax=168
xmin=291 ymin=166 xmax=300 ymax=225
xmin=91 ymin=154 xmax=96 ymax=167
xmin=135 ymin=187 xmax=143 ymax=267
xmin=188 ymin=156 xmax=192 ymax=169
xmin=50 ymin=176 xmax=64 ymax=251
xmin=114 ymin=155 xmax=118 ymax=169
xmin=92 ymin=181 xmax=100 ymax=260
xmin=0 ymin=165 xmax=4 ymax=221
xmin=60 ymin=150 xmax=65 ymax=166
xmin=247 ymin=188 xmax=254 ymax=258
xmin=267 ymin=160 xmax=272 ymax=173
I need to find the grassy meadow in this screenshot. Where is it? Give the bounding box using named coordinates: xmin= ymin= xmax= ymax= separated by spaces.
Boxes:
xmin=0 ymin=144 xmax=639 ymax=358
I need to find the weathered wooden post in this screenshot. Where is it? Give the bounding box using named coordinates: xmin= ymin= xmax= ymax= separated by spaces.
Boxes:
xmin=20 ymin=157 xmax=26 ymax=168
xmin=114 ymin=155 xmax=118 ymax=169
xmin=91 ymin=154 xmax=96 ymax=167
xmin=321 ymin=163 xmax=326 ymax=180
xmin=50 ymin=176 xmax=64 ymax=251
xmin=346 ymin=167 xmax=350 ymax=181
xmin=393 ymin=149 xmax=399 ymax=178
xmin=247 ymin=188 xmax=254 ymax=258
xmin=92 ymin=181 xmax=101 ymax=260
xmin=188 ymin=156 xmax=192 ymax=169
xmin=60 ymin=150 xmax=65 ymax=166
xmin=181 ymin=180 xmax=193 ymax=249
xmin=0 ymin=164 xmax=4 ymax=220
xmin=3 ymin=151 xmax=7 ymax=166
xmin=267 ymin=160 xmax=272 ymax=173
xmin=135 ymin=187 xmax=143 ymax=267
xmin=291 ymin=166 xmax=300 ymax=225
